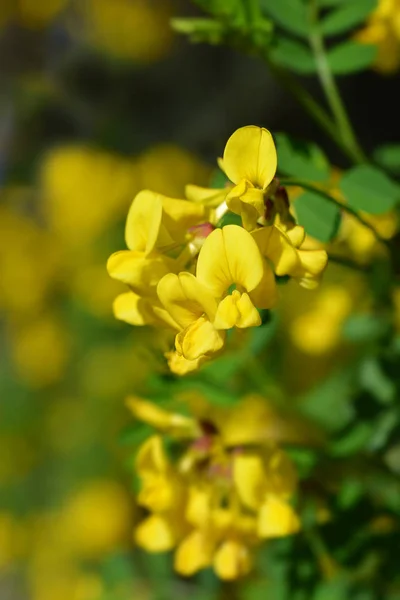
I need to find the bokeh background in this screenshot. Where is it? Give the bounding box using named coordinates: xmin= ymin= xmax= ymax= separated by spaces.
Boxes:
xmin=1 ymin=1 xmax=400 ymax=599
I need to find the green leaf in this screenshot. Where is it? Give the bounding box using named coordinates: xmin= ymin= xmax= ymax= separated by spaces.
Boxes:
xmin=374 ymin=143 xmax=400 ymax=175
xmin=216 ymin=211 xmax=242 ymax=228
xmin=171 ymin=18 xmax=227 ymax=44
xmin=270 ymin=37 xmax=316 ymax=74
xmin=342 ymin=313 xmax=391 ymax=342
xmin=260 ymin=0 xmax=309 ymax=37
xmin=299 ymin=368 xmax=355 ymax=432
xmin=210 ymin=168 xmax=228 ymax=189
xmin=340 ymin=165 xmax=400 ymax=214
xmin=359 ymin=356 xmax=396 ymax=404
xmin=275 ymin=133 xmax=331 ymax=182
xmin=294 ymin=191 xmax=341 ymax=242
xmin=327 ymin=41 xmax=377 ymax=74
xmin=321 ymin=0 xmax=377 ymax=36
xmin=330 ymin=422 xmax=373 ymax=456
xmin=314 ymin=576 xmax=350 ymax=600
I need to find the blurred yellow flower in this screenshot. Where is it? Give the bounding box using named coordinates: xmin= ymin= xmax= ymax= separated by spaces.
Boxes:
xmin=356 ymin=0 xmax=400 ymax=73
xmin=78 ymin=0 xmax=174 ymax=63
xmin=9 ymin=312 xmax=71 ymax=387
xmin=58 ymin=480 xmax=133 ymax=557
xmin=0 ymin=512 xmax=27 ymax=569
xmin=0 ymin=0 xmax=67 ymax=29
xmin=0 ymin=204 xmax=61 ymax=319
xmin=128 ymin=395 xmax=300 ymax=580
xmin=40 ymin=145 xmax=138 ymax=248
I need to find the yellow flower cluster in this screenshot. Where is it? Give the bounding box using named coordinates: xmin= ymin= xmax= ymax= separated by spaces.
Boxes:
xmin=357 ymin=0 xmax=400 ymax=73
xmin=108 ymin=126 xmax=328 ymax=375
xmin=128 ymin=395 xmax=300 ymax=580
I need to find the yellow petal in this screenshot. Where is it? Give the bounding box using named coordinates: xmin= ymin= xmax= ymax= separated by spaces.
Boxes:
xmin=226 ymin=182 xmax=265 ymax=231
xmin=185 ymin=184 xmax=227 ymax=207
xmin=265 ymin=449 xmax=298 ymax=497
xmin=157 ymin=272 xmax=218 ymax=329
xmin=252 ymin=226 xmax=301 ymax=276
xmin=161 ymin=195 xmax=206 ymax=240
xmin=285 ymin=225 xmax=306 ymax=249
xmin=176 ymin=316 xmax=225 ymax=361
xmin=213 ymin=540 xmax=252 ymax=580
xmin=258 ymin=495 xmax=300 ymax=538
xmin=107 ymin=250 xmax=177 ymax=295
xmin=113 ymin=291 xmax=155 ymax=326
xmin=223 ymin=126 xmax=277 ymax=188
xmin=135 ymin=514 xmax=179 ymax=552
xmin=185 ymin=485 xmax=212 ymax=528
xmin=166 ymin=350 xmax=207 ymax=375
xmin=296 ymin=249 xmax=328 ymax=278
xmin=196 ymin=225 xmax=264 ymax=296
xmin=126 ymin=397 xmax=197 ymax=436
xmin=233 ymin=453 xmax=266 ymax=510
xmin=135 ymin=435 xmax=169 ymax=476
xmin=213 ymin=291 xmax=261 ymax=329
xmin=249 ymin=259 xmax=277 ymax=309
xmin=125 ymin=190 xmax=166 ymax=253
xmin=174 ymin=530 xmax=215 ymax=576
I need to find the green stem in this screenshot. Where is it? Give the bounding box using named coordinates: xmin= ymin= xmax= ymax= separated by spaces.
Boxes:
xmin=281 ymin=178 xmax=390 ymax=248
xmin=307 ymin=0 xmax=367 ymax=165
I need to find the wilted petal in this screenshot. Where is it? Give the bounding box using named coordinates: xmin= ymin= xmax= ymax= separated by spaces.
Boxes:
xmin=223 ymin=126 xmax=277 ymax=189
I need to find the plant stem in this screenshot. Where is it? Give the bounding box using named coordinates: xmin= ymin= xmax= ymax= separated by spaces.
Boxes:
xmin=307 ymin=0 xmax=367 ymax=165
xmin=280 ymin=178 xmax=390 ymax=248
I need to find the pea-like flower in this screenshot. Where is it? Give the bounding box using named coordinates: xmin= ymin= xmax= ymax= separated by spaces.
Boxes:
xmin=128 ymin=395 xmax=301 ymax=580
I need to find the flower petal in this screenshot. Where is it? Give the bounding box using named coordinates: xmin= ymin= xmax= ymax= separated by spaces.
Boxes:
xmin=213 ymin=291 xmax=261 ymax=329
xmin=166 ymin=350 xmax=207 ymax=375
xmin=185 ymin=184 xmax=227 ymax=207
xmin=223 ymin=126 xmax=277 ymax=188
xmin=125 ymin=190 xmax=166 ymax=253
xmin=249 ymin=259 xmax=277 ymax=309
xmin=157 ymin=272 xmax=219 ymax=329
xmin=113 ymin=291 xmax=155 ymax=326
xmin=135 ymin=435 xmax=169 ymax=476
xmin=135 ymin=514 xmax=180 ymax=552
xmin=126 ymin=397 xmax=197 ymax=436
xmin=161 ymin=195 xmax=206 ymax=240
xmin=107 ymin=250 xmax=177 ymax=295
xmin=196 ymin=225 xmax=264 ymax=296
xmin=174 ymin=530 xmax=215 ymax=576
xmin=214 ymin=540 xmax=252 ymax=580
xmin=176 ymin=316 xmax=225 ymax=361
xmin=233 ymin=452 xmax=266 ymax=510
xmin=258 ymin=495 xmax=300 ymax=538
xmin=252 ymin=226 xmax=300 ymax=276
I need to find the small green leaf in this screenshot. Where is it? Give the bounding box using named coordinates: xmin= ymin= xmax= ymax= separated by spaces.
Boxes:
xmin=216 ymin=211 xmax=242 ymax=228
xmin=342 ymin=314 xmax=391 ymax=342
xmin=359 ymin=356 xmax=396 ymax=404
xmin=171 ymin=18 xmax=227 ymax=44
xmin=330 ymin=422 xmax=373 ymax=456
xmin=374 ymin=143 xmax=400 ymax=175
xmin=340 ymin=165 xmax=400 ymax=214
xmin=270 ymin=37 xmax=316 ymax=74
xmin=275 ymin=133 xmax=330 ymax=182
xmin=327 ymin=41 xmax=377 ymax=74
xmin=210 ymin=168 xmax=228 ymax=189
xmin=294 ymin=191 xmax=341 ymax=242
xmin=321 ymin=0 xmax=377 ymax=36
xmin=260 ymin=0 xmax=309 ymax=37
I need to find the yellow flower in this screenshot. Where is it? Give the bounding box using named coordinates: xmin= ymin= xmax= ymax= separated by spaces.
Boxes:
xmin=157 ymin=225 xmax=276 ymax=372
xmin=356 ymin=0 xmax=400 ymax=73
xmin=0 ymin=0 xmax=67 ymax=29
xmin=108 ymin=189 xmax=206 ymax=326
xmin=187 ymin=126 xmax=278 ymax=230
xmin=41 ymin=145 xmax=138 ymax=248
xmin=78 ymin=0 xmax=174 ymax=63
xmin=127 ymin=395 xmax=300 ymax=580
xmin=252 ymin=224 xmax=328 ymax=289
